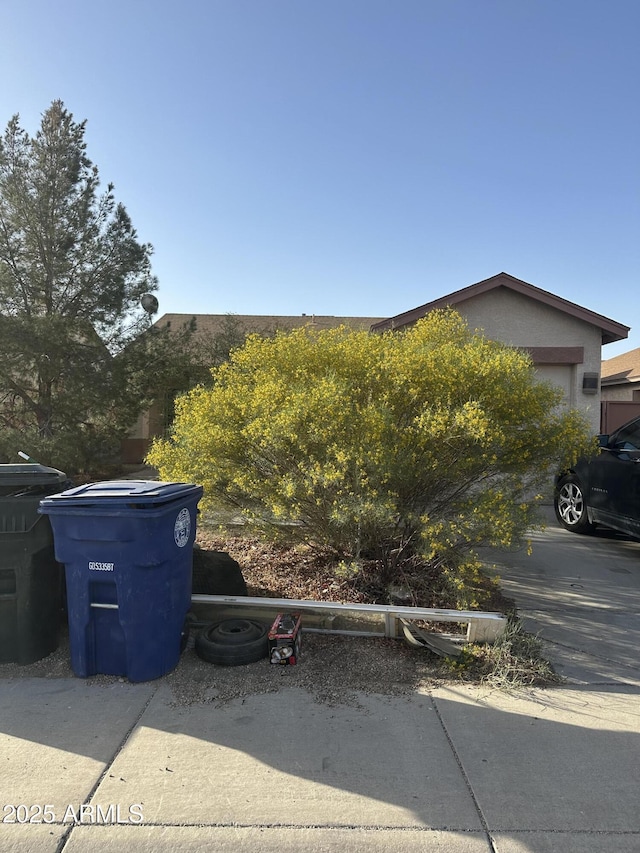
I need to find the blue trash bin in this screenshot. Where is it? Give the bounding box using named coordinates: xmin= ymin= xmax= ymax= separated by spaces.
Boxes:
xmin=39 ymin=480 xmax=203 ymax=682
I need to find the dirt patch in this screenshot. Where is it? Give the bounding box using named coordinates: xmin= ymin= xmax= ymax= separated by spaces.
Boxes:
xmin=195 ymin=529 xmax=514 ymax=613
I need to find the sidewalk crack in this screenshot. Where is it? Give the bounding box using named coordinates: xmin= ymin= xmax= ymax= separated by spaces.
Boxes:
xmin=55 ymin=684 xmax=160 ymax=852
xmin=431 ymin=693 xmax=498 ymax=853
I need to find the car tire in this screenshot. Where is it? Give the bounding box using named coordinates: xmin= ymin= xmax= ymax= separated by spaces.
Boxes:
xmin=195 ymin=619 xmax=269 ymax=666
xmin=554 ymin=474 xmax=595 ymax=534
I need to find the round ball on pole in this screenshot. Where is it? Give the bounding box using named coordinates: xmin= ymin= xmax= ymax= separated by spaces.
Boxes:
xmin=141 ymin=293 xmax=159 ymax=315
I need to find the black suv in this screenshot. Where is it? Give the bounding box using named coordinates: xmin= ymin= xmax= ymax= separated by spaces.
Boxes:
xmin=554 ymin=414 xmax=640 ymax=539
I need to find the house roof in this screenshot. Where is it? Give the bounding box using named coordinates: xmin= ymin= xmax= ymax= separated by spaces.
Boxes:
xmin=154 ymin=313 xmax=384 ymax=338
xmin=370 ymin=272 xmax=630 ymax=345
xmin=601 ymin=346 xmax=640 ymax=386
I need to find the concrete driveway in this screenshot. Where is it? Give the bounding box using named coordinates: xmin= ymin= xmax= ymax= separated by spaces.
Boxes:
xmin=481 ymin=505 xmax=640 ymax=686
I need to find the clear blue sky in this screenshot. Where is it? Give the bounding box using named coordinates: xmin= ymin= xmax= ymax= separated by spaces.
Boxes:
xmin=2 ymin=0 xmax=639 ymax=356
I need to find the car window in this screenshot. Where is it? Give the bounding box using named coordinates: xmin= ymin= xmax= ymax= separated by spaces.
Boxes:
xmin=612 ymin=419 xmax=640 ymax=451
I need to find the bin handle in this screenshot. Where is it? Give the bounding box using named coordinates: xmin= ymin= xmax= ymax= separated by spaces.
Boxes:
xmin=90 ymin=603 xmax=119 ymax=610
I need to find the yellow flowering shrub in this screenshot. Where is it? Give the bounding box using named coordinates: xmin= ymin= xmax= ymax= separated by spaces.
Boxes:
xmin=148 ymin=309 xmax=593 ymax=567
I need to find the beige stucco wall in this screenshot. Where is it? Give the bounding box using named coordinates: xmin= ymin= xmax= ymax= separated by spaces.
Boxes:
xmin=449 ymin=288 xmax=603 ymax=432
xmin=601 ymin=385 xmax=637 ymax=402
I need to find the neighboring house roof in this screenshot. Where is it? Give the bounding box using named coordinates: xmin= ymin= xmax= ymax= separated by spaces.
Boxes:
xmin=370 ymin=272 xmax=629 ymax=345
xmin=601 ymin=347 xmax=640 ymax=387
xmin=154 ymin=313 xmax=384 ymax=337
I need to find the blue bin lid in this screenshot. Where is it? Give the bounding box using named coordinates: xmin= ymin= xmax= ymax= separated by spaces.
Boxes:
xmin=39 ymin=480 xmax=202 ymax=509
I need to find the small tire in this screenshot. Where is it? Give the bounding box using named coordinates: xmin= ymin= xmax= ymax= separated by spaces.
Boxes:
xmin=554 ymin=474 xmax=595 ymax=534
xmin=195 ymin=619 xmax=269 ymax=666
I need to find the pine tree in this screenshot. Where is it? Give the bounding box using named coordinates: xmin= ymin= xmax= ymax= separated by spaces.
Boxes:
xmin=0 ymin=101 xmax=163 ymax=471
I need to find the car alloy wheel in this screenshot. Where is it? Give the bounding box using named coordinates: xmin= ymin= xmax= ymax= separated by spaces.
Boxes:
xmin=554 ymin=474 xmax=595 ymax=534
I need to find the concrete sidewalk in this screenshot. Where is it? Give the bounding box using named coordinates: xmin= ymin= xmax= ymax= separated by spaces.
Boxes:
xmin=1 ymin=675 xmax=639 ymax=853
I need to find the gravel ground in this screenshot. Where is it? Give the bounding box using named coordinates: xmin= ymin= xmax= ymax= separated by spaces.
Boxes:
xmin=168 ymin=633 xmax=448 ymax=708
xmin=0 ymin=623 xmax=449 ymax=709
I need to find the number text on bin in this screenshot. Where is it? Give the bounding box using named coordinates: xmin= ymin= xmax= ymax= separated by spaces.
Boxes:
xmin=88 ymin=562 xmax=114 ymax=572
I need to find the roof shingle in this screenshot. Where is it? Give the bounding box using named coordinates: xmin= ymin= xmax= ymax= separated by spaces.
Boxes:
xmin=601 ymin=347 xmax=640 ymax=385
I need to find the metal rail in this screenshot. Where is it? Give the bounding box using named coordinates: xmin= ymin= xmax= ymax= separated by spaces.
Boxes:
xmin=190 ymin=593 xmax=507 ymax=643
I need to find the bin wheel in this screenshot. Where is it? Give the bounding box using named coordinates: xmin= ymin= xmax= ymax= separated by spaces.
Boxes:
xmin=180 ymin=613 xmax=199 ymax=654
xmin=195 ymin=619 xmax=269 ymax=666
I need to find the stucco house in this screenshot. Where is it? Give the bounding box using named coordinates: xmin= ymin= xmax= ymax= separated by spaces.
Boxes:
xmin=601 ymin=347 xmax=640 ymax=402
xmin=600 ymin=347 xmax=640 ymax=433
xmin=371 ymin=272 xmax=629 ymax=433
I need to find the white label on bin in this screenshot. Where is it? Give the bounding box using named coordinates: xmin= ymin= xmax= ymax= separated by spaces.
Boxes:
xmin=89 ymin=562 xmax=114 ymax=572
xmin=174 ymin=508 xmax=191 ymax=548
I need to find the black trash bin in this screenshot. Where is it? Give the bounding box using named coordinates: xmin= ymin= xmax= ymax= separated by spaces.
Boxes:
xmin=0 ymin=464 xmax=70 ymax=664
